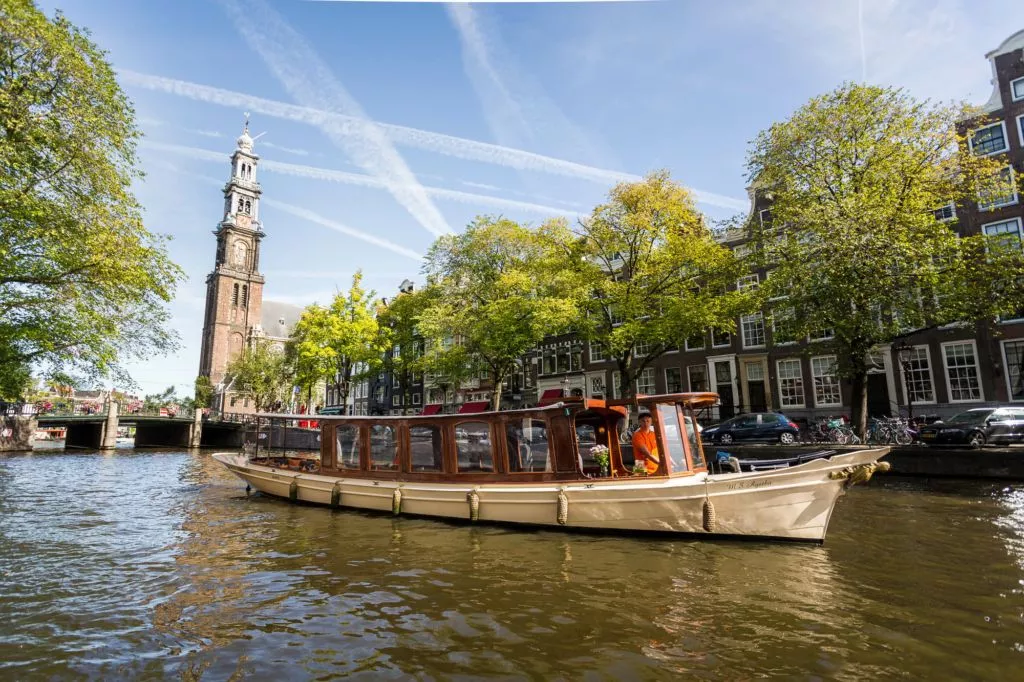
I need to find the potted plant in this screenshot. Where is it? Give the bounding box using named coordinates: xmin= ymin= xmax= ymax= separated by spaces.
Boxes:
xmin=590 ymin=445 xmax=610 ymax=477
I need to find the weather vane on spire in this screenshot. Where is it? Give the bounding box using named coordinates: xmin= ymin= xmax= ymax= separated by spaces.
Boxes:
xmin=243 ymin=111 xmax=250 ymax=132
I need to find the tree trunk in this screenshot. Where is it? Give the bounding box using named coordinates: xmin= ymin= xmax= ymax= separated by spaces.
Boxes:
xmin=850 ymin=369 xmax=869 ymax=439
xmin=491 ymin=370 xmax=504 ymax=411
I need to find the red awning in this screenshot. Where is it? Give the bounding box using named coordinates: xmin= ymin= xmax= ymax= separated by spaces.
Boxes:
xmin=537 ymin=388 xmax=565 ymax=406
xmin=421 ymin=404 xmax=442 ymax=416
xmin=458 ymin=400 xmax=491 ymax=414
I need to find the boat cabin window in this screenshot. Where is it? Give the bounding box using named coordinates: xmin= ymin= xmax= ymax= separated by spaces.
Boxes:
xmin=336 ymin=425 xmax=360 ymax=469
xmin=368 ymin=424 xmax=398 ymax=471
xmin=575 ymin=421 xmax=601 ymax=468
xmin=657 ymin=404 xmax=687 ymax=473
xmin=507 ymin=418 xmax=551 ymax=472
xmin=409 ymin=424 xmax=443 ymax=472
xmin=684 ymin=409 xmax=705 ymax=469
xmin=456 ymin=421 xmax=493 ymax=472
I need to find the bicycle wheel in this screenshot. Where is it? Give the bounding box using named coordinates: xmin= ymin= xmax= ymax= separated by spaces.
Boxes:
xmin=828 ymin=428 xmax=848 ymax=444
xmin=895 ymin=430 xmax=913 ymax=446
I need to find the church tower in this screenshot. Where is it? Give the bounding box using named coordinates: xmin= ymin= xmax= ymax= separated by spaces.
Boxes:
xmin=198 ymin=118 xmax=266 ymax=394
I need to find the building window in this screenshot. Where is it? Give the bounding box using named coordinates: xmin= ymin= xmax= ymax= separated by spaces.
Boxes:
xmin=733 ymin=243 xmax=752 ymax=258
xmin=412 ymin=392 xmax=421 ymax=406
xmin=241 ymin=285 xmax=248 ymax=307
xmin=636 ymin=367 xmax=655 ymax=395
xmin=969 ymin=121 xmax=1009 ymax=156
xmin=942 ymin=341 xmax=983 ymax=403
xmin=1002 ymin=340 xmax=1024 ymax=402
xmin=711 ymin=329 xmax=731 ymax=348
xmin=811 ymin=356 xmax=842 ymax=407
xmin=589 ymin=342 xmax=606 ymax=363
xmin=611 ymin=372 xmax=622 ymax=399
xmin=902 ymin=346 xmax=936 ymax=404
xmin=737 ymin=274 xmax=759 ymax=292
xmin=741 ymin=313 xmax=766 ymax=348
xmin=771 ymin=306 xmax=798 ymax=345
xmin=1018 ymin=114 xmax=1024 ymax=148
xmin=810 ymin=328 xmax=835 ymax=342
xmin=634 ymin=339 xmax=652 ymax=357
xmin=687 ymin=365 xmax=708 ymax=392
xmin=1012 ymin=76 xmax=1024 ymax=102
xmin=776 ymin=359 xmax=805 ymax=408
xmin=933 ymin=203 xmax=956 ymax=222
xmin=232 ymin=283 xmax=239 ymax=306
xmin=983 ymin=217 xmax=1023 ymax=251
xmin=758 ymin=208 xmax=772 ymax=227
xmin=685 ymin=332 xmax=705 ymax=351
xmin=665 ymin=367 xmax=682 ymax=393
xmin=978 ymin=166 xmax=1018 ymax=211
xmin=392 ymin=394 xmax=400 ymax=407
xmin=229 ymin=395 xmax=237 ymax=407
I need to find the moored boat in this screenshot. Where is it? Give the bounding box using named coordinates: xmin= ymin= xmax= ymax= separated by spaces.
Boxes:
xmin=213 ymin=393 xmax=889 ymax=542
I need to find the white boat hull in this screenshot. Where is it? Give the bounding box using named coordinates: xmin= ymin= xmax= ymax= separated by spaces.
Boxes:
xmin=212 ymin=449 xmax=889 ymax=542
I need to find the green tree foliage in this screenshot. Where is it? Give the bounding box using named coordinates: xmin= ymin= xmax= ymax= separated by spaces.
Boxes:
xmin=377 ymin=286 xmax=435 ymax=414
xmin=748 ymin=82 xmax=1024 ymax=435
xmin=421 ymin=217 xmax=585 ymax=410
xmin=556 ymin=171 xmax=752 ymax=400
xmin=290 ymin=272 xmax=390 ymax=414
xmin=0 ymin=2 xmax=184 ymax=386
xmin=194 ymin=375 xmax=214 ymax=409
xmin=0 ymin=359 xmax=32 ymax=401
xmin=142 ymin=386 xmax=177 ymax=412
xmin=224 ymin=340 xmax=290 ymax=413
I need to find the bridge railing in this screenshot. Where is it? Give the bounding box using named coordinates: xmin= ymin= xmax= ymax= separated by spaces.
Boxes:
xmin=0 ymin=402 xmax=37 ymax=416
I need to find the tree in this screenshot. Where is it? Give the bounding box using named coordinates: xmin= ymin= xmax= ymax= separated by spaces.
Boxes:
xmin=421 ymin=217 xmax=585 ymax=410
xmin=377 ymin=286 xmax=434 ymax=414
xmin=194 ymin=376 xmax=214 ymax=409
xmin=555 ymin=171 xmax=752 ymax=402
xmin=747 ymin=82 xmax=1024 ymax=436
xmin=0 ymin=2 xmax=184 ymax=387
xmin=142 ymin=386 xmax=177 ymax=412
xmin=224 ymin=340 xmax=290 ymax=413
xmin=290 ymin=272 xmax=390 ymax=414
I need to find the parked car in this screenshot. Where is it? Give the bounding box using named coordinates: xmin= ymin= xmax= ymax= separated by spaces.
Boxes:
xmin=916 ymin=407 xmax=1024 ymax=447
xmin=701 ymin=412 xmax=801 ymax=445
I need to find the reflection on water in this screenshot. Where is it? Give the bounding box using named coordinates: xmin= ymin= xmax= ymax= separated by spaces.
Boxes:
xmin=1 ymin=449 xmax=1022 ymax=679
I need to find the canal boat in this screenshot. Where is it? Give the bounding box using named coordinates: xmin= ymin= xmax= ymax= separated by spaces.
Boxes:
xmin=212 ymin=393 xmax=890 ymax=543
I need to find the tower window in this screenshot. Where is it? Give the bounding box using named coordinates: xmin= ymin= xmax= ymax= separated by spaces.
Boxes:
xmin=232 ymin=283 xmax=239 ymax=306
xmin=241 ymin=285 xmax=248 ymax=306
xmin=237 ymin=196 xmax=244 ymax=213
xmin=244 ymin=200 xmax=251 ymax=214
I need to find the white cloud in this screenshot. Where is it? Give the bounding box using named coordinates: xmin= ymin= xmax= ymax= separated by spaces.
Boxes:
xmin=259 ymin=141 xmax=310 ymax=156
xmin=446 ymin=3 xmax=612 ymax=166
xmin=142 ymin=140 xmax=582 ymax=217
xmin=194 ymin=129 xmax=223 ymax=139
xmin=120 ymin=71 xmax=748 ymax=211
xmin=217 ymin=0 xmax=452 ymax=237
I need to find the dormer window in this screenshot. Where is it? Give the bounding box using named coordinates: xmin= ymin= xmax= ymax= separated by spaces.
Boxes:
xmin=969 ymin=121 xmax=1008 ymax=156
xmin=1012 ymin=76 xmax=1024 ymax=102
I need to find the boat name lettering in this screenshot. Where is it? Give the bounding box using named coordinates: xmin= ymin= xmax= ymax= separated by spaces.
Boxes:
xmin=725 ymin=480 xmax=772 ymax=491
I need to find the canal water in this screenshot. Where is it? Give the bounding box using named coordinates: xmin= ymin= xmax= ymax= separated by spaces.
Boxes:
xmin=1 ymin=448 xmax=1022 ymax=680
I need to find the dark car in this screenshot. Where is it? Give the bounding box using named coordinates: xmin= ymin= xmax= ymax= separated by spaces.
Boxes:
xmin=917 ymin=407 xmax=1024 ymax=447
xmin=702 ymin=412 xmax=801 ymax=445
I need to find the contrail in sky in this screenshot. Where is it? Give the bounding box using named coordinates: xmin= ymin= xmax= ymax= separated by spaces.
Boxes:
xmin=217 ymin=0 xmax=452 ymax=237
xmin=121 ymin=71 xmax=749 ymax=212
xmin=142 ymin=140 xmax=580 ymax=217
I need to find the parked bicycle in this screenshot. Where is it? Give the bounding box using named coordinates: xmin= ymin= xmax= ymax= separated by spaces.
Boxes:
xmin=866 ymin=416 xmax=915 ymax=445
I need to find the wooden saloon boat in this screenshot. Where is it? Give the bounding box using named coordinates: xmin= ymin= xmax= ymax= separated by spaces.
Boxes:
xmin=213 ymin=393 xmax=890 ymax=542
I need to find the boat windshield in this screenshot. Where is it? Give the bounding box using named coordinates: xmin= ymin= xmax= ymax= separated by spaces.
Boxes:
xmin=657 ymin=404 xmax=687 ymax=473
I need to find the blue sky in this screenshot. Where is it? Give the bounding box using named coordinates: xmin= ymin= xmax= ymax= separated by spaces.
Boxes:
xmin=38 ymin=0 xmax=1024 ymax=396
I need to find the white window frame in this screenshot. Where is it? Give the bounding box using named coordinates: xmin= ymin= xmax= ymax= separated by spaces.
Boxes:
xmin=968 ymin=120 xmax=1009 ymax=156
xmin=740 ymin=312 xmax=766 ymax=349
xmin=711 ymin=329 xmax=731 ymax=348
xmin=982 ymin=216 xmax=1023 ymax=251
xmin=412 ymin=392 xmax=422 ymax=406
xmin=758 ymin=208 xmax=772 ymax=226
xmin=940 ymin=340 xmax=984 ymax=403
xmin=933 ymin=202 xmax=956 ymax=223
xmin=733 ymin=243 xmax=752 ymax=258
xmin=776 ymin=358 xmax=805 ymax=408
xmin=392 ymin=394 xmax=401 ymax=407
xmin=1012 ymin=76 xmax=1024 ymax=102
xmin=898 ymin=344 xmax=937 ymax=406
xmin=636 ymin=367 xmax=656 ymax=395
xmin=810 ymin=355 xmax=842 ymax=407
xmin=685 ymin=332 xmax=705 ymax=351
xmin=771 ymin=306 xmax=798 ymax=346
xmin=810 ymin=329 xmax=835 ymax=342
xmin=664 ymin=366 xmax=683 ymax=393
xmin=588 ymin=342 xmax=606 ymax=364
xmin=1018 ymin=113 xmax=1024 ymax=147
xmin=611 ymin=371 xmax=622 ymax=399
xmin=1001 ymin=339 xmax=1024 ymax=403
xmin=634 ymin=339 xmax=652 ymax=357
xmin=737 ymin=274 xmax=760 ymax=292
xmin=978 ymin=165 xmax=1018 ymax=211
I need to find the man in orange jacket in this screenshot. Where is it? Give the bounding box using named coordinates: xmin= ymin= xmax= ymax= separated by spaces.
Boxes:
xmin=631 ymin=412 xmax=660 ymax=474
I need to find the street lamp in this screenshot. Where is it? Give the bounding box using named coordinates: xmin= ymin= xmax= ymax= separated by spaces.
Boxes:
xmin=894 ymin=342 xmax=914 ymax=424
